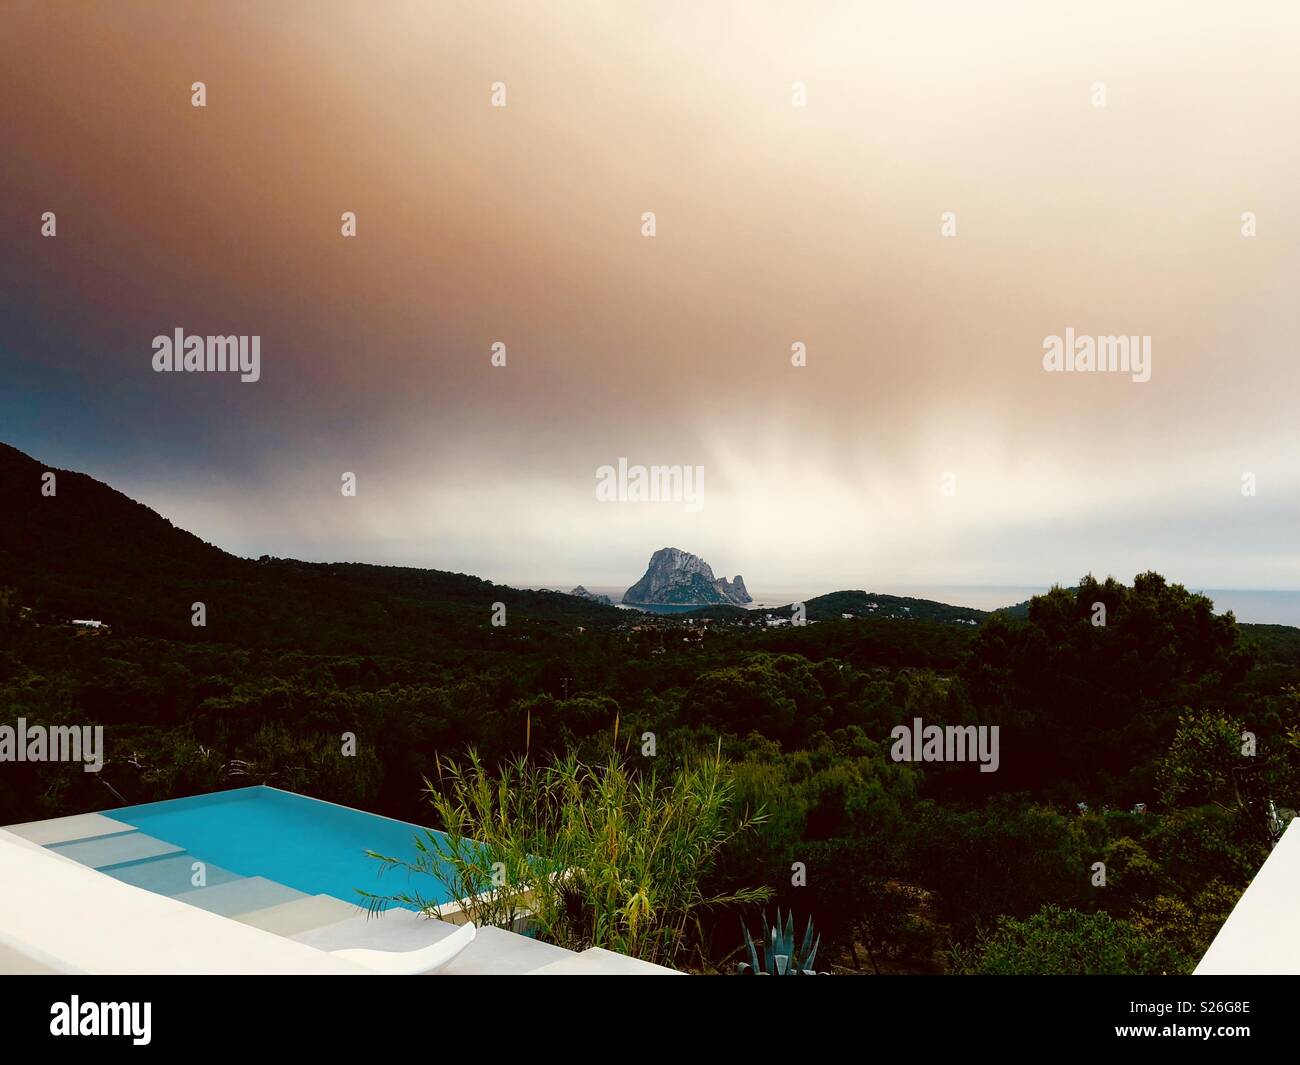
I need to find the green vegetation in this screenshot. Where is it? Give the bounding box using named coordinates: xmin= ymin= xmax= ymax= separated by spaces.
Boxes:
xmin=4 ymin=442 xmax=1300 ymax=974
xmin=953 ymin=906 xmax=1186 ymax=975
xmin=364 ymin=748 xmax=771 ymax=969
xmin=740 ymin=909 xmax=821 ymax=975
xmin=772 ymin=590 xmax=987 ymax=625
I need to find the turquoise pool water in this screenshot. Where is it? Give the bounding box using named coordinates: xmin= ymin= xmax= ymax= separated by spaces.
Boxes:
xmin=67 ymin=786 xmax=455 ymax=911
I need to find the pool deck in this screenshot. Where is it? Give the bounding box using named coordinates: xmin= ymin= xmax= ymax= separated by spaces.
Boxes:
xmin=0 ymin=802 xmax=680 ymax=976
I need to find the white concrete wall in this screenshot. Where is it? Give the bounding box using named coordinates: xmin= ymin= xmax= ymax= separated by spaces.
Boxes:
xmin=0 ymin=829 xmax=368 ymax=975
xmin=1196 ymin=818 xmax=1300 ymax=975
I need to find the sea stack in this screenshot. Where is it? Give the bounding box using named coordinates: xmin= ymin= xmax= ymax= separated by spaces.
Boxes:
xmin=623 ymin=548 xmax=753 ymax=607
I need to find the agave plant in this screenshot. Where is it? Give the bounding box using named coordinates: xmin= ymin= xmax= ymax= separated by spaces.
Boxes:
xmin=738 ymin=909 xmax=822 ymax=975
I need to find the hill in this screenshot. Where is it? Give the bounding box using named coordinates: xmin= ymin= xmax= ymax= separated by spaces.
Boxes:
xmin=0 ymin=442 xmax=618 ymax=654
xmin=771 ymin=590 xmax=987 ymax=625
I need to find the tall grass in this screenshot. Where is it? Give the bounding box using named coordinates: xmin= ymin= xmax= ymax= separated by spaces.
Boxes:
xmin=365 ymin=747 xmax=771 ymax=968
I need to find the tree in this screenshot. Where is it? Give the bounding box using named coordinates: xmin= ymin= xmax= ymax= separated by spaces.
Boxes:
xmin=955 ymin=905 xmax=1189 ymax=975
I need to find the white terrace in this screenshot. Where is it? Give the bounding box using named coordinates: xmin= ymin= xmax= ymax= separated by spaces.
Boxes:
xmin=1195 ymin=817 xmax=1300 ymax=975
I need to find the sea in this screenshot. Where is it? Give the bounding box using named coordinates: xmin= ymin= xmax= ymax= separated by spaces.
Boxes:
xmin=545 ymin=585 xmax=1300 ymax=628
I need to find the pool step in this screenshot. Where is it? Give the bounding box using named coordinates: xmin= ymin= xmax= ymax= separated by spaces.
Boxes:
xmin=47 ymin=830 xmax=183 ymax=870
xmin=234 ymin=894 xmax=363 ymax=936
xmin=174 ymin=875 xmax=308 ymax=917
xmin=290 ymin=907 xmax=461 ymax=955
xmin=2 ymin=813 xmax=134 ymax=846
xmin=103 ymin=851 xmax=242 ymax=896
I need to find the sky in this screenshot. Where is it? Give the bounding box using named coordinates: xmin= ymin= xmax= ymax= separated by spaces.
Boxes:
xmin=3 ymin=1 xmax=1299 ymax=593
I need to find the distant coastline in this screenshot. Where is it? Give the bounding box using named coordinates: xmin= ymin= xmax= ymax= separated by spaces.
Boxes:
xmin=528 ymin=584 xmax=1300 ymax=627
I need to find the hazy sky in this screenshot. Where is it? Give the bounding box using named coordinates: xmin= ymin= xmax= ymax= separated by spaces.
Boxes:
xmin=3 ymin=1 xmax=1299 ymax=591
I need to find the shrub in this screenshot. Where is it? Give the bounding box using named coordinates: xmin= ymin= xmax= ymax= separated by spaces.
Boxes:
xmin=365 ymin=748 xmax=771 ymax=969
xmin=953 ymin=905 xmax=1190 ymax=975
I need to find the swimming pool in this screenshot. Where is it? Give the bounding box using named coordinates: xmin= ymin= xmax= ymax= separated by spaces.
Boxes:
xmin=45 ymin=787 xmax=456 ymax=915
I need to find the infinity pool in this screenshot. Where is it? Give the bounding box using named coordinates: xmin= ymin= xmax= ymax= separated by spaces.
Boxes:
xmin=47 ymin=786 xmax=457 ymax=913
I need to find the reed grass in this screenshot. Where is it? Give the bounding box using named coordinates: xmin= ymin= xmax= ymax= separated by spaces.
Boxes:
xmin=364 ymin=747 xmax=771 ymax=968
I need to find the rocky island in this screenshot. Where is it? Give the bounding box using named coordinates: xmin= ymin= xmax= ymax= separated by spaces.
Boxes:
xmin=623 ymin=547 xmax=752 ymax=607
